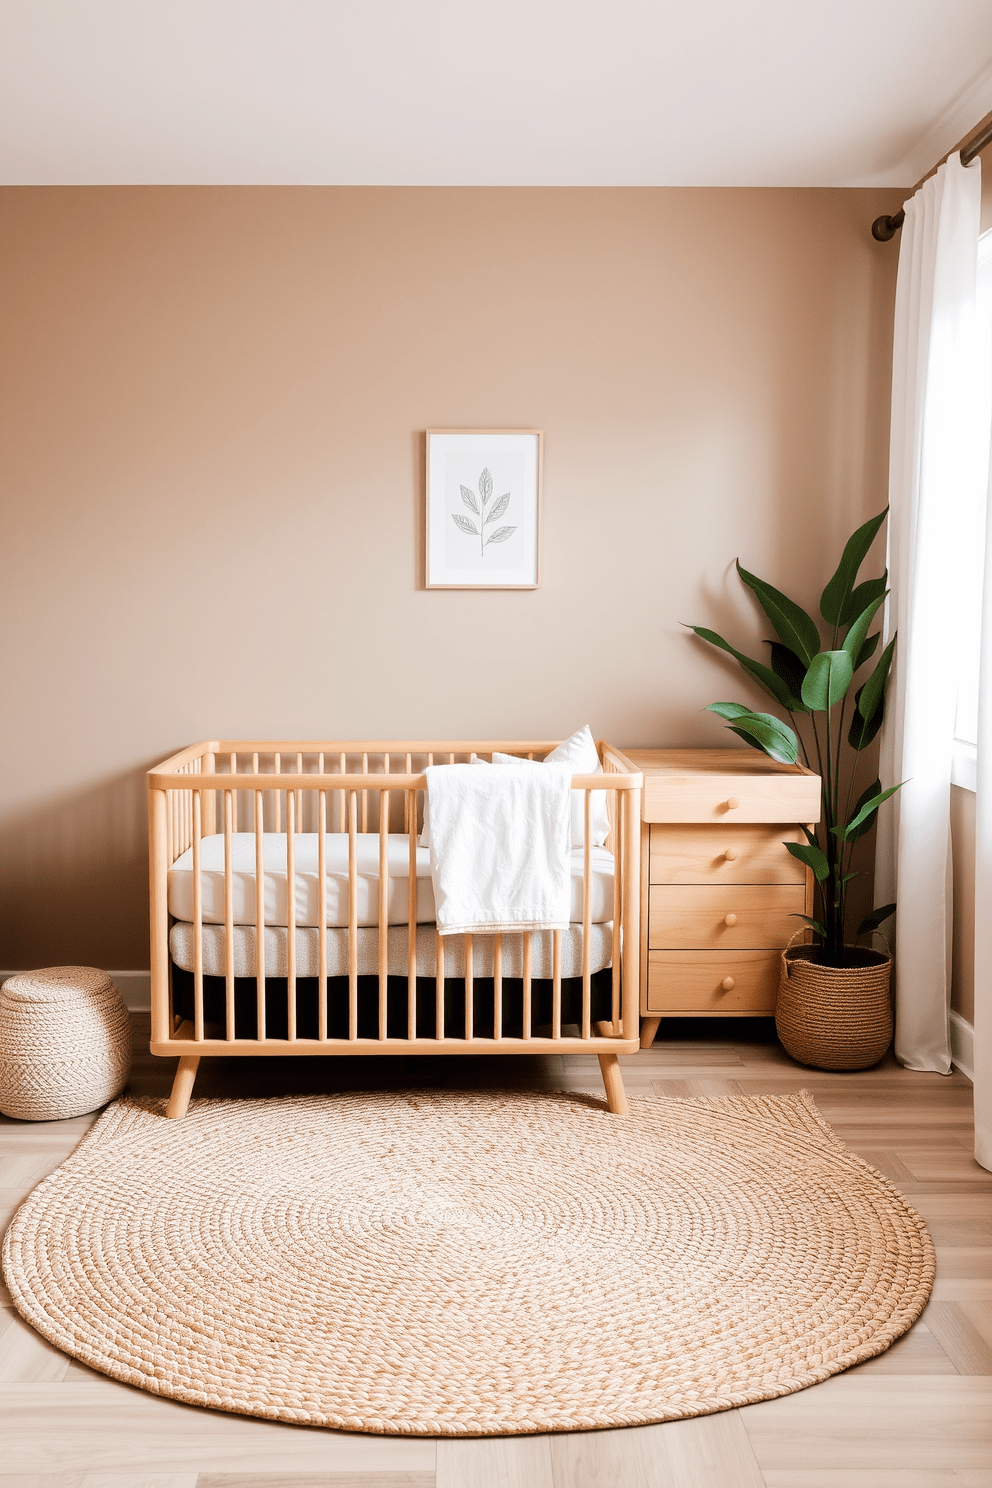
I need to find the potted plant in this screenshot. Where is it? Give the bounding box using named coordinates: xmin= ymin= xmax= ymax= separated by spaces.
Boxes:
xmin=689 ymin=509 xmax=901 ymax=1069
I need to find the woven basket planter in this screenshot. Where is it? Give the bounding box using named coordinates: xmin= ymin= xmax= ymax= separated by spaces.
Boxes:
xmin=776 ymin=936 xmax=893 ymax=1072
xmin=0 ymin=967 xmax=131 ymax=1121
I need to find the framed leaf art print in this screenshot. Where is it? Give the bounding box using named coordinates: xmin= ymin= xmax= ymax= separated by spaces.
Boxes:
xmin=425 ymin=429 xmax=542 ymax=589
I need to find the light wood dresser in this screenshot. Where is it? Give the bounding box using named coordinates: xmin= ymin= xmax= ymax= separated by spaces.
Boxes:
xmin=617 ymin=749 xmax=821 ymax=1048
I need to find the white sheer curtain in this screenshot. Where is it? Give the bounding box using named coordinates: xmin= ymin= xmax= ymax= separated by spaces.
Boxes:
xmin=975 ymin=358 xmax=992 ymax=1169
xmin=875 ymin=153 xmax=984 ymax=1078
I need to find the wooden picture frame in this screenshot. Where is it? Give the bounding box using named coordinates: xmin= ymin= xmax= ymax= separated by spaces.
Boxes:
xmin=425 ymin=429 xmax=542 ymax=589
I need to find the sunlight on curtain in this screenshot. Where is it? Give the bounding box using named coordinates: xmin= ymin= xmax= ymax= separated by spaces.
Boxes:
xmin=875 ymin=153 xmax=986 ymax=1083
xmin=974 ymin=232 xmax=992 ymax=1169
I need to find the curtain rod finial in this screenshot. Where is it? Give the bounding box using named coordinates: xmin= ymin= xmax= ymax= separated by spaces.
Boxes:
xmin=872 ymin=209 xmax=905 ymax=242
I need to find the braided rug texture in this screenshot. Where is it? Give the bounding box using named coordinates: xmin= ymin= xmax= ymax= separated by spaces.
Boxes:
xmin=2 ymin=1089 xmax=933 ymax=1436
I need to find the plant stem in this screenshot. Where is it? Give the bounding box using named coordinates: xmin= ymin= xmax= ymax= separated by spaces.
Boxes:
xmin=788 ymin=709 xmax=811 ymax=770
xmin=824 ymin=706 xmax=841 ymax=964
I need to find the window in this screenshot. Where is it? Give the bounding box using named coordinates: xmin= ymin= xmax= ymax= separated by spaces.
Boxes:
xmin=951 ymin=228 xmax=992 ymax=791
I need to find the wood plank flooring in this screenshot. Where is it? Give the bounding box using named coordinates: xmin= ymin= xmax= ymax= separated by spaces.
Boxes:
xmin=1 ymin=1014 xmax=988 ymax=1488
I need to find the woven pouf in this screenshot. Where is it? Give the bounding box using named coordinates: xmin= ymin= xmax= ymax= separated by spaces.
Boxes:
xmin=0 ymin=967 xmax=131 ymax=1121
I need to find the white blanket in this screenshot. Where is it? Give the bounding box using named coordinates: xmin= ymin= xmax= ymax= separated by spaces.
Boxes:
xmin=426 ymin=762 xmax=572 ymax=936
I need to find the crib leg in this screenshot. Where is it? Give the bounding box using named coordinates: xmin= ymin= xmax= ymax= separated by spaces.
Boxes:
xmin=166 ymin=1055 xmax=201 ymax=1120
xmin=598 ymin=1052 xmax=629 ymax=1115
xmin=640 ymin=1016 xmax=662 ymax=1050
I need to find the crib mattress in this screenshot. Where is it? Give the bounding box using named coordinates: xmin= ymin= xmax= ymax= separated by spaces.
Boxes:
xmin=168 ymin=833 xmax=615 ymax=928
xmin=169 ymin=920 xmax=613 ymax=980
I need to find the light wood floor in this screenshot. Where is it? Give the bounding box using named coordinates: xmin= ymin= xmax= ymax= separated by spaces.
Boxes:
xmin=1 ymin=1014 xmax=989 ymax=1488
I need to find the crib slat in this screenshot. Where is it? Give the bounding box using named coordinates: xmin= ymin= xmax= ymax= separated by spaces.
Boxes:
xmin=404 ymin=754 xmax=412 ymax=831
xmin=553 ymin=929 xmax=562 ymax=1038
xmin=378 ymin=788 xmax=389 ymax=1039
xmin=435 ymin=934 xmax=445 ymax=1039
xmin=192 ymin=792 xmax=204 ymax=1042
xmin=254 ymin=785 xmax=266 ymax=1042
xmin=338 ymin=751 xmax=346 ymax=832
xmin=582 ymin=790 xmax=592 ymax=1040
xmin=361 ymin=751 xmax=369 ymax=833
xmin=296 ymin=751 xmax=304 ymax=834
xmin=318 ymin=789 xmax=328 ymax=1040
xmin=224 ymin=789 xmax=235 ymax=1041
xmin=230 ymin=752 xmax=238 ymax=833
xmin=464 ymin=934 xmax=473 ymax=1041
xmin=611 ymin=788 xmax=622 ymax=1031
xmin=622 ymin=784 xmax=640 ymax=1042
xmin=522 ymin=933 xmax=532 ymax=1040
xmin=493 ymin=935 xmax=503 ymax=1040
xmin=407 ymin=789 xmax=417 ymax=1039
xmin=286 ymin=789 xmax=297 ymax=1042
xmin=202 ymin=751 xmax=216 ymax=836
xmin=348 ymin=789 xmax=358 ymax=1040
xmin=273 ymin=752 xmax=282 ymax=833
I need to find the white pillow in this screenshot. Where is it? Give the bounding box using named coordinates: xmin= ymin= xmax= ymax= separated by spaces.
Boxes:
xmin=493 ymin=725 xmax=610 ymax=848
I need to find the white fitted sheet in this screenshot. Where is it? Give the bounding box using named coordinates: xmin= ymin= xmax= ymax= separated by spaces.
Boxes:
xmin=168 ymin=833 xmax=615 ymax=929
xmin=169 ymin=921 xmax=613 ymax=980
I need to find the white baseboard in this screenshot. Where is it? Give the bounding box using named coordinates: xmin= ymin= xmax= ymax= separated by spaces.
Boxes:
xmin=950 ymin=1008 xmax=975 ymax=1083
xmin=0 ymin=970 xmax=151 ymax=1012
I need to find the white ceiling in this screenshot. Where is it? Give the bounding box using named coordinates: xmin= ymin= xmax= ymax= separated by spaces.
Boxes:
xmin=2 ymin=0 xmax=992 ymax=188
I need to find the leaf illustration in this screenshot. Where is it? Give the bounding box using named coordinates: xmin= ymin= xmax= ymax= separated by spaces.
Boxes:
xmin=486 ymin=493 xmax=510 ymax=524
xmin=459 ymin=484 xmax=479 ymax=514
xmin=485 ymin=525 xmax=516 ymax=545
xmin=479 ymin=468 xmax=493 ymax=504
xmin=452 ymin=514 xmax=479 ymax=535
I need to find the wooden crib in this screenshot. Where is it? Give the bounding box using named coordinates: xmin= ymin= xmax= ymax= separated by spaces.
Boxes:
xmin=147 ymin=739 xmax=642 ymax=1119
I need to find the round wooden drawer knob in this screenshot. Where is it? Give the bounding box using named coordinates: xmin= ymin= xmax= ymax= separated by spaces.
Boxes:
xmin=721 ymin=976 xmax=735 ymax=991
xmin=723 ymin=847 xmax=739 ymax=861
xmin=726 ymin=797 xmax=741 ymax=810
xmin=724 ymin=913 xmax=738 ymax=927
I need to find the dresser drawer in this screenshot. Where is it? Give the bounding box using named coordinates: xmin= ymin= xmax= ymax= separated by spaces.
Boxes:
xmin=647 ymin=885 xmax=805 ymax=949
xmin=646 ymin=951 xmax=780 ymax=1012
xmin=649 ymin=825 xmax=807 ymax=885
xmin=642 ymin=771 xmax=820 ymax=824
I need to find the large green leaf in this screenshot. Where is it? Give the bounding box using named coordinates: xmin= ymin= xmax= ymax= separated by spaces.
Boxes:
xmin=801 ymin=650 xmax=854 ymax=711
xmin=855 ymin=631 xmax=880 ymax=670
xmin=839 ymin=778 xmax=881 ymax=843
xmin=820 ymin=510 xmax=888 ymax=625
xmin=858 ymin=903 xmax=896 ymax=936
xmin=767 ymin=642 xmax=810 ymax=712
xmin=842 ymin=593 xmax=887 ymax=668
xmin=833 ymin=782 xmax=902 ymax=841
xmin=843 ymin=572 xmax=888 ymax=627
xmin=725 ymin=712 xmax=799 ymax=764
xmin=706 ymin=701 xmax=753 ymax=722
xmin=736 ymin=562 xmax=821 ymax=666
xmin=857 ymin=634 xmax=896 ymax=720
xmin=792 ymin=912 xmax=827 ymax=938
xmin=687 ymin=626 xmax=798 ymax=711
xmin=849 ymin=686 xmax=884 ymax=750
xmin=784 ymin=840 xmax=830 ymax=882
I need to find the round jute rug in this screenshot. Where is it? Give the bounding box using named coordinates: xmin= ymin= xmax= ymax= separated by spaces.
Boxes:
xmin=2 ymin=1090 xmax=933 ymax=1436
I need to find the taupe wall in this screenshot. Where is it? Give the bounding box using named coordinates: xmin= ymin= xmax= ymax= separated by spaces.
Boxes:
xmin=1 ymin=186 xmax=903 ymax=968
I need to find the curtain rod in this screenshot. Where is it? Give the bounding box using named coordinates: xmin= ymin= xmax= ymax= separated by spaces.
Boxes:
xmin=872 ymin=114 xmax=992 ymax=241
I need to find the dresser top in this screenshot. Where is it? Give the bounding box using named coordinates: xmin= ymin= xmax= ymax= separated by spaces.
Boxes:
xmin=619 ymin=748 xmax=816 ymax=779
xmin=616 ymin=748 xmax=821 ymax=823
